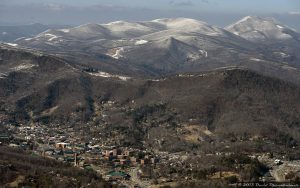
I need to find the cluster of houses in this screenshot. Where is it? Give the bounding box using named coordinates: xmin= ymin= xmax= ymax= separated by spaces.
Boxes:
xmin=1 ymin=123 xmax=160 ymax=183
xmin=41 ymin=142 xmax=159 ymax=168
xmin=103 ymin=148 xmax=158 ymax=167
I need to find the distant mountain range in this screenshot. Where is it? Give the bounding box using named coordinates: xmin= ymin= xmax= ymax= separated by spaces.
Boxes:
xmin=0 ymin=23 xmax=69 ymax=42
xmin=0 ymin=16 xmax=297 ymax=81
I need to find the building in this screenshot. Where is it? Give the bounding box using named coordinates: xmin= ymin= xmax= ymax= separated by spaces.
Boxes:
xmin=124 ymin=150 xmax=130 ymax=156
xmin=55 ymin=142 xmax=69 ymax=149
xmin=130 ymin=157 xmax=137 ymax=166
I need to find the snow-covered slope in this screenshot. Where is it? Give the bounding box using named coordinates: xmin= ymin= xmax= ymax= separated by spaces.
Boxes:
xmin=19 ymin=21 xmax=158 ymax=43
xmin=103 ymin=21 xmax=158 ymax=38
xmin=14 ymin=16 xmax=300 ymax=76
xmin=148 ymin=18 xmax=227 ymax=36
xmin=19 ymin=24 xmax=112 ymax=43
xmin=225 ymin=16 xmax=300 ymax=42
xmin=65 ymin=23 xmax=112 ymax=39
xmin=111 ymin=37 xmax=211 ymax=72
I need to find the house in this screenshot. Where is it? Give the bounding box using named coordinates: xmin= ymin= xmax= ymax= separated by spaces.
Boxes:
xmin=55 ymin=142 xmax=69 ymax=149
xmin=130 ymin=157 xmax=137 ymax=165
xmin=120 ymin=159 xmax=127 ymax=165
xmin=124 ymin=150 xmax=130 ymax=156
xmin=112 ymin=149 xmax=118 ymax=156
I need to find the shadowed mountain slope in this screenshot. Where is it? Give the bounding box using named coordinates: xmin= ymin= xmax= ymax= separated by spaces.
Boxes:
xmin=1 ymin=45 xmax=300 ymax=151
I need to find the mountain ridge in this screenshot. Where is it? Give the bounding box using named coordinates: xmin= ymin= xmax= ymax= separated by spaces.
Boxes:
xmin=1 ymin=45 xmax=300 ymax=151
xmin=225 ymin=16 xmax=300 ymax=42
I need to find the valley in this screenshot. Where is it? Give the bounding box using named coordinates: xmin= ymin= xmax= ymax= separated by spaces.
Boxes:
xmin=1 ymin=15 xmax=300 ymax=187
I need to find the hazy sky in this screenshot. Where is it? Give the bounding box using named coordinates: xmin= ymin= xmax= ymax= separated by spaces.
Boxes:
xmin=3 ymin=0 xmax=300 ymax=12
xmin=1 ymin=0 xmax=300 ymax=29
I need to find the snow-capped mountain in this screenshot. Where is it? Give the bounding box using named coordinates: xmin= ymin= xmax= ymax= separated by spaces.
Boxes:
xmin=19 ymin=20 xmax=159 ymax=43
xmin=17 ymin=18 xmax=229 ymax=43
xmin=13 ymin=16 xmax=300 ymax=77
xmin=16 ymin=18 xmax=253 ymax=56
xmin=0 ymin=23 xmax=69 ymax=42
xmin=103 ymin=21 xmax=159 ymax=38
xmin=148 ymin=18 xmax=226 ymax=36
xmin=225 ymin=16 xmax=300 ymax=42
xmin=225 ymin=16 xmax=300 ymax=66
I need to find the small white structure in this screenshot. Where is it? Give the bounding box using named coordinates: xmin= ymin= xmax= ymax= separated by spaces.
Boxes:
xmin=274 ymin=159 xmax=282 ymax=165
xmin=55 ymin=142 xmax=69 ymax=149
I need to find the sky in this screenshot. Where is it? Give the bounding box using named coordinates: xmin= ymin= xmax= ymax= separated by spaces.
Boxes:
xmin=0 ymin=0 xmax=300 ymax=29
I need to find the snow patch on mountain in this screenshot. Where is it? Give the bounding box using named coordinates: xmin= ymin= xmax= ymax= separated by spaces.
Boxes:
xmin=178 ymin=74 xmax=195 ymax=78
xmin=199 ymin=50 xmax=208 ymax=58
xmin=10 ymin=63 xmax=37 ymax=71
xmin=0 ymin=73 xmax=7 ymax=79
xmin=103 ymin=21 xmax=157 ymax=38
xmin=106 ymin=47 xmax=125 ymax=59
xmin=281 ymin=65 xmax=298 ymax=71
xmin=274 ymin=52 xmax=290 ymax=58
xmin=149 ymin=78 xmax=167 ymax=82
xmin=5 ymin=43 xmax=18 ymax=47
xmin=88 ymin=71 xmax=131 ymax=81
xmin=276 ymin=25 xmax=283 ymax=29
xmin=14 ymin=37 xmax=26 ymax=41
xmin=44 ymin=34 xmax=58 ymax=41
xmin=60 ymin=29 xmax=70 ymax=33
xmin=186 ymin=53 xmax=202 ymax=61
xmin=178 ymin=73 xmax=209 ymax=78
xmin=112 ymin=48 xmax=125 ymax=59
xmin=235 ymin=16 xmax=252 ymax=24
xmin=150 ymin=18 xmax=224 ymax=36
xmin=104 ymin=21 xmax=126 ymax=25
xmin=250 ymin=58 xmax=265 ymax=62
xmin=135 ymin=40 xmax=148 ymax=45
